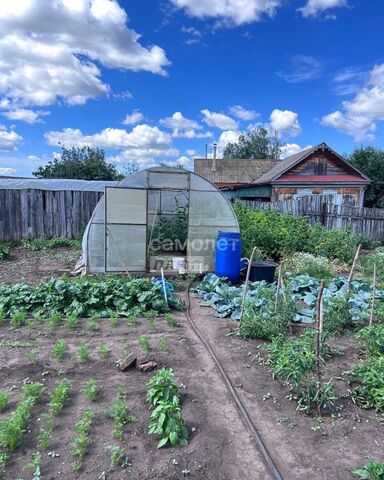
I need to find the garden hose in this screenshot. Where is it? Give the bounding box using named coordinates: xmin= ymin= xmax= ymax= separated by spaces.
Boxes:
xmin=185 ymin=275 xmax=285 ymax=480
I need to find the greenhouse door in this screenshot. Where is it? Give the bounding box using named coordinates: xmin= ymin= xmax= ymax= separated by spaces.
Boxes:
xmin=104 ymin=187 xmax=147 ymax=272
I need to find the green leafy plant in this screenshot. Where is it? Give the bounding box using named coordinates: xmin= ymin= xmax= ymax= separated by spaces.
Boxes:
xmin=49 ymin=379 xmax=72 ymax=415
xmin=148 ymin=396 xmax=188 ymax=448
xmin=138 ymin=336 xmax=151 ymax=353
xmin=350 ymin=356 xmax=384 ymax=411
xmin=294 ymin=379 xmax=337 ymax=414
xmin=51 ymin=339 xmax=68 ymax=360
xmin=27 ymin=451 xmax=41 ymax=480
xmin=147 ymin=368 xmax=179 ymax=406
xmin=127 ymin=315 xmax=138 ymax=326
xmin=83 ymin=379 xmax=97 ymax=402
xmin=26 ymin=348 xmax=39 ymax=365
xmin=353 ymin=460 xmax=384 ymax=479
xmin=164 ymin=312 xmax=177 ymax=327
xmin=21 ymin=236 xmax=81 ymax=251
xmin=0 ymin=390 xmax=9 ymax=413
xmin=98 ymin=341 xmax=110 ymax=359
xmin=10 ymin=310 xmax=27 ymax=329
xmin=285 ymin=252 xmax=337 ymax=281
xmin=109 ymin=312 xmax=119 ymax=327
xmin=65 ymin=312 xmax=79 ymax=329
xmin=71 ymin=409 xmax=94 ymax=471
xmin=46 ymin=311 xmax=62 ymax=331
xmin=104 ymin=444 xmax=130 ymax=471
xmin=159 ymin=337 xmax=169 ymax=351
xmin=77 ymin=342 xmax=90 ymax=363
xmin=0 ymin=244 xmax=10 ymax=261
xmin=87 ymin=320 xmax=98 ymax=332
xmin=106 ymin=390 xmax=135 ymax=440
xmin=356 ymin=324 xmax=384 ymax=357
xmin=37 ymin=412 xmax=54 ymax=450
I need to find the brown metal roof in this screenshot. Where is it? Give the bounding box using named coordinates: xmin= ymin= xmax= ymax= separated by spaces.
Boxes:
xmin=253 ymin=142 xmax=370 ymax=185
xmin=194 ymin=157 xmax=278 ymax=184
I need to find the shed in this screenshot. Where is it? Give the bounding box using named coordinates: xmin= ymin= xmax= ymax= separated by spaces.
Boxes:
xmin=82 ymin=166 xmax=239 ymax=274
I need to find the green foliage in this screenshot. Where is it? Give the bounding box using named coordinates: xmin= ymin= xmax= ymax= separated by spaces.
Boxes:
xmin=27 ymin=451 xmax=41 ymax=480
xmin=147 ymin=368 xmax=179 ymax=406
xmin=323 ymin=295 xmax=351 ymax=334
xmin=46 ymin=311 xmax=62 ymax=331
xmin=148 ymin=396 xmax=188 ymax=448
xmin=0 ymin=390 xmax=9 ymax=413
xmin=353 ymin=460 xmax=384 ymax=479
xmin=26 ymin=348 xmax=39 ymax=365
xmin=138 ymin=336 xmax=151 ymax=353
xmin=21 ymin=236 xmax=81 ymax=251
xmin=223 ymin=127 xmax=282 ymax=160
xmin=65 ymin=312 xmax=79 ymax=329
xmin=150 ymin=201 xmax=188 ymax=252
xmin=359 ymin=247 xmax=384 ymax=285
xmin=348 ymin=146 xmax=384 ymax=208
xmin=10 ymin=310 xmax=27 ymax=329
xmin=294 ymin=379 xmax=337 ymax=414
xmin=351 ymin=356 xmax=384 ymax=411
xmin=86 ymin=320 xmax=98 ymax=331
xmin=0 ymin=276 xmax=171 ymax=319
xmin=109 ymin=312 xmax=119 ymax=327
xmin=83 ymin=379 xmax=97 ymax=402
xmin=356 ymin=324 xmax=384 ymax=357
xmin=33 ymin=145 xmax=123 ymax=181
xmin=104 ymin=444 xmax=130 ymax=471
xmin=49 ymin=379 xmax=72 ymax=415
xmin=0 ymin=244 xmax=10 ymax=261
xmin=51 ymin=339 xmax=68 ymax=360
xmin=71 ymin=409 xmax=94 ymax=471
xmin=233 ymin=202 xmax=372 ymax=263
xmin=164 ymin=312 xmax=177 ymax=327
xmin=285 ymin=253 xmax=336 ymax=281
xmin=37 ymin=412 xmax=54 ymax=450
xmin=106 ymin=390 xmax=135 ymax=440
xmin=159 ymin=337 xmax=169 ymax=351
xmin=77 ymin=342 xmax=90 ymax=363
xmin=21 ymin=382 xmax=45 ymax=403
xmin=98 ymin=341 xmax=110 ymax=359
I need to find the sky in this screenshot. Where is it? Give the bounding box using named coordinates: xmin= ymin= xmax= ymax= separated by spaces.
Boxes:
xmin=0 ymin=0 xmax=383 ymax=177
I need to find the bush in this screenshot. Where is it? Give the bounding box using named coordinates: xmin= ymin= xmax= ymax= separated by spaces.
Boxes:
xmin=351 ymin=356 xmax=384 ymax=411
xmin=21 ymin=236 xmax=81 ymax=251
xmin=0 ymin=244 xmax=10 ymax=261
xmin=285 ymin=253 xmax=336 ymax=281
xmin=233 ymin=202 xmax=371 ymax=264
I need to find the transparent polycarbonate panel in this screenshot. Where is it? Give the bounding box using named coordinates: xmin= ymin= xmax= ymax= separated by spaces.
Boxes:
xmin=190 ymin=174 xmax=217 ymax=192
xmin=91 ymin=197 xmax=105 ymax=224
xmin=149 ymin=172 xmax=189 ymax=189
xmin=189 ymin=191 xmax=238 ymax=227
xmin=117 ymin=170 xmax=148 ymax=188
xmin=87 ymin=223 xmax=105 ymax=273
xmin=148 ymin=190 xmax=189 ymax=215
xmin=106 ymin=225 xmax=146 ymax=272
xmin=105 ymin=188 xmax=146 ymax=225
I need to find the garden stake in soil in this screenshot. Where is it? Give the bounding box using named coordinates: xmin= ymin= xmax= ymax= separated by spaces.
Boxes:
xmin=239 ymin=246 xmax=258 ymax=325
xmin=369 ymin=262 xmax=376 ymax=327
xmin=347 ymin=244 xmax=362 ymax=292
xmin=315 ymin=280 xmax=325 ymax=416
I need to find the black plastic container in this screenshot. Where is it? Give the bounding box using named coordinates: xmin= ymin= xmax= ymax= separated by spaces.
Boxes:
xmin=249 ymin=261 xmax=277 ymax=283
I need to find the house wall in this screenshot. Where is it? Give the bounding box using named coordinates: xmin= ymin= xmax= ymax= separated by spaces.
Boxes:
xmin=271 ymin=186 xmax=365 ymax=206
xmin=285 ymin=151 xmax=355 ymax=176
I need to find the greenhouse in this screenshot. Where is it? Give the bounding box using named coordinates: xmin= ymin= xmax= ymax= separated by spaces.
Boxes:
xmin=82 ymin=166 xmax=239 ymax=274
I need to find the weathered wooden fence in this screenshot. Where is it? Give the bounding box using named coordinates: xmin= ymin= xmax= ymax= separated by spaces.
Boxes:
xmin=242 ymin=195 xmax=384 ymax=240
xmin=0 ymin=189 xmax=103 ymax=242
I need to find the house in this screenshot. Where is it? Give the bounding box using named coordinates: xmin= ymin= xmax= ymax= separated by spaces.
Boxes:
xmin=195 ymin=143 xmax=370 ymax=206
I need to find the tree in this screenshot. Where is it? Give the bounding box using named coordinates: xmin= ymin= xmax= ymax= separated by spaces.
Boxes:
xmin=33 ymin=145 xmax=123 ymax=181
xmin=348 ymin=146 xmax=384 ymax=207
xmin=223 ymin=127 xmax=284 ymax=160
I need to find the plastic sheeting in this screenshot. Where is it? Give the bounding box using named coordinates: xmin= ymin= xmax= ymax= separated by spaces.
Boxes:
xmin=83 ymin=166 xmax=239 ymax=274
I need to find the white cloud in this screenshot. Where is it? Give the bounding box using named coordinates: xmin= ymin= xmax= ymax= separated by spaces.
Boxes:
xmin=122 ymin=110 xmax=144 ymax=125
xmin=2 ymin=108 xmax=50 ymax=124
xmin=298 ymin=0 xmax=348 ymax=18
xmin=27 ymin=155 xmax=40 ymax=161
xmin=229 ymin=105 xmax=258 ymax=121
xmin=268 ymin=109 xmax=302 ymax=136
xmin=217 ymin=130 xmax=240 ymax=155
xmin=0 ymin=124 xmax=23 ymax=150
xmin=186 ymin=149 xmax=198 ymax=156
xmin=0 ymin=0 xmax=169 ymax=108
xmin=280 ymin=143 xmax=313 ymax=158
xmin=0 ymin=167 xmax=17 ymax=175
xmin=171 ymin=0 xmax=283 ymax=26
xmin=276 ymin=55 xmax=322 ymax=83
xmin=201 ymin=109 xmax=238 ymax=130
xmin=160 ymin=111 xmax=212 ymax=138
xmin=45 ymin=124 xmax=179 ymax=166
xmin=321 ymin=63 xmax=384 ymax=141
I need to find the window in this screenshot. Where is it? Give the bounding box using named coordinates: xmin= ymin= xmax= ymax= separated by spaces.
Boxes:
xmin=314 ymin=158 xmax=327 ymax=175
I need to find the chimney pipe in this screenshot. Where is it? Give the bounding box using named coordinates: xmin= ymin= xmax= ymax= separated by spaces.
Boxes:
xmin=205 ymin=143 xmax=208 ymax=159
xmin=212 ymin=143 xmax=217 ymax=172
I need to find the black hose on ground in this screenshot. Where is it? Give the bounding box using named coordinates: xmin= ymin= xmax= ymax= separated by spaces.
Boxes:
xmin=185 ymin=275 xmax=285 ymax=480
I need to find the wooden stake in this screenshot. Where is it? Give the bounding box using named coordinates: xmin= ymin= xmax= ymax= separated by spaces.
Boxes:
xmin=239 ymin=246 xmax=258 ymax=325
xmin=315 ymin=280 xmax=325 ymax=415
xmin=369 ymin=262 xmax=376 ymax=327
xmin=275 ymin=261 xmax=285 ymax=314
xmin=347 ymin=244 xmax=362 ymax=292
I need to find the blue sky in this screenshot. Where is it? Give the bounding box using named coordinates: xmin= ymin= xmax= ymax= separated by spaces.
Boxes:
xmin=0 ymin=0 xmax=383 ymax=176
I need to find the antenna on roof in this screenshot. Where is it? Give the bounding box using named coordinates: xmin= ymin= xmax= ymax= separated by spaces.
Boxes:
xmin=205 ymin=144 xmax=208 ymax=159
xmin=212 ymin=143 xmax=217 ymax=172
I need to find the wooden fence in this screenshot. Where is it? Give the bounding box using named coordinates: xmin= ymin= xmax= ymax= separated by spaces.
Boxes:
xmin=242 ymin=195 xmax=384 ymax=240
xmin=0 ymin=189 xmax=103 ymax=242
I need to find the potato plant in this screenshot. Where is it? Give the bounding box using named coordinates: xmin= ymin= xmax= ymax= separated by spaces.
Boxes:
xmin=51 ymin=340 xmax=68 ymax=360
xmin=77 ymin=342 xmax=90 ymax=363
xmin=83 ymin=379 xmax=98 ymax=402
xmin=71 ymin=409 xmax=94 ymax=471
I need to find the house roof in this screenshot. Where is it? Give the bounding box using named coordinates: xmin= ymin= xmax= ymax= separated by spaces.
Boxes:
xmin=253 ymin=142 xmax=370 ymax=185
xmin=194 ymin=157 xmax=278 ymax=185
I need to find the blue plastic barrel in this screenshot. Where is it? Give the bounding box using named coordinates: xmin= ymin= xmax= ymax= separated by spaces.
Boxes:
xmin=215 ymin=231 xmax=242 ymax=282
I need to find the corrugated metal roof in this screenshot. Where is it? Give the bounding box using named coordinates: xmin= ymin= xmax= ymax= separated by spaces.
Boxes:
xmin=194 ymin=158 xmax=278 ymax=184
xmin=253 ymin=142 xmax=370 ymax=185
xmin=0 ymin=178 xmax=119 ymax=192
